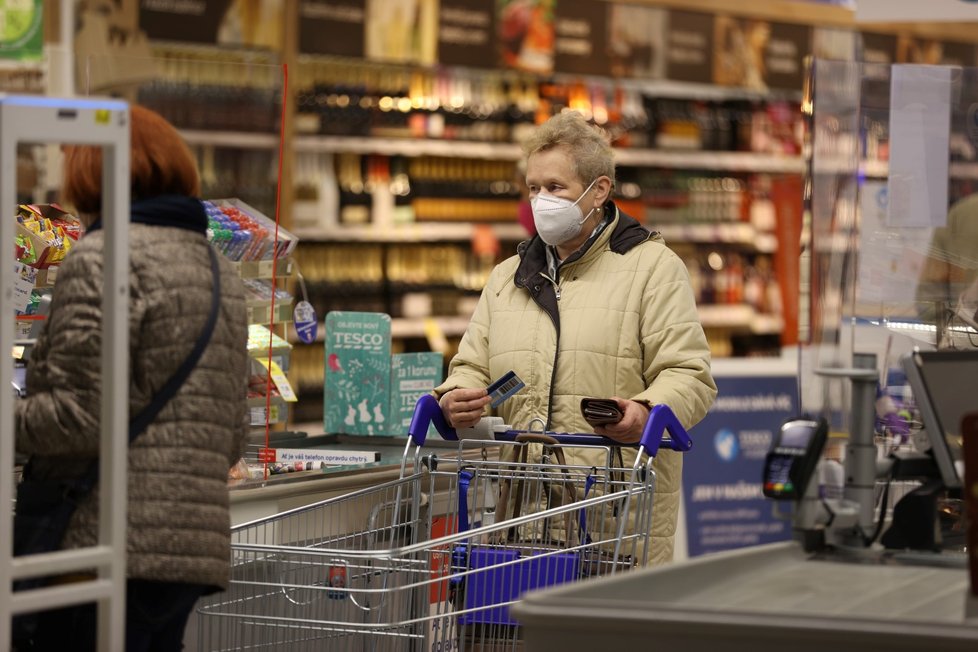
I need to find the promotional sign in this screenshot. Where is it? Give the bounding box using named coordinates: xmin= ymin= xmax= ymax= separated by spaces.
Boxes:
xmin=365 ymin=0 xmax=437 ymax=65
xmin=607 ymin=3 xmax=666 ymax=79
xmin=857 ymin=0 xmax=978 ymax=22
xmin=683 ymin=373 xmax=798 ymax=557
xmin=664 ymin=10 xmax=713 ymax=85
xmin=438 ymin=0 xmax=494 ymax=68
xmin=390 ymin=352 xmax=444 ymax=439
xmin=324 ymin=311 xmax=391 ymax=435
xmin=553 ymin=1 xmax=609 ymax=76
xmin=859 ymin=32 xmax=899 ymax=66
xmin=712 ymin=15 xmax=811 ymax=92
xmin=497 ymin=0 xmax=554 ymax=74
xmin=140 ymin=0 xmax=228 ymax=43
xmin=299 ymin=0 xmax=366 ymax=57
xmin=0 ymin=0 xmax=42 ymax=61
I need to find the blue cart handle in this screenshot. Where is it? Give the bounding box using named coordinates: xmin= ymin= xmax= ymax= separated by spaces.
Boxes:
xmin=409 ymin=394 xmax=457 ymax=446
xmin=409 ymin=395 xmax=692 ymax=456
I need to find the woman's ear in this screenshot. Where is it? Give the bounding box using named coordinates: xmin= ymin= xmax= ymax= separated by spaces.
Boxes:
xmin=592 ymin=175 xmax=613 ymax=207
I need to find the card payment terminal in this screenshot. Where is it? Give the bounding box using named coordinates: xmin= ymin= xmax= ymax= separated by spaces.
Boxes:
xmin=763 ymin=417 xmax=829 ymax=500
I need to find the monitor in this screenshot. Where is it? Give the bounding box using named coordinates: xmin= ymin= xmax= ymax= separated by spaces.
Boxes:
xmin=901 ymin=349 xmax=978 ymax=490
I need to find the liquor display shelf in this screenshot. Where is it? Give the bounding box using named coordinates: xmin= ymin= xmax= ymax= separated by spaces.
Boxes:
xmin=292 ymin=221 xmax=775 ymax=251
xmin=294 ymin=134 xmax=805 ymax=173
xmin=179 ymin=129 xmax=279 ymax=149
xmin=813 ymin=158 xmax=978 ymax=180
xmin=656 ymin=223 xmax=778 ymax=253
xmin=292 ymin=221 xmax=529 ymax=243
xmin=289 ymin=305 xmax=781 ymax=346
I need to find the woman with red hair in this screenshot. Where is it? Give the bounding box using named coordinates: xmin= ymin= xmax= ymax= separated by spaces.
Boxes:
xmin=15 ymin=105 xmax=249 ymax=651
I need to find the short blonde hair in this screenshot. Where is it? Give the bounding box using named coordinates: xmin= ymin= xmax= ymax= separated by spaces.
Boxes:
xmin=521 ymin=111 xmax=616 ymax=188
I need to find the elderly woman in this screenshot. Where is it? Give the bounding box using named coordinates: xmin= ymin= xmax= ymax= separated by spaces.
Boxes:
xmin=15 ymin=105 xmax=249 ymax=650
xmin=435 ymin=110 xmax=717 ymax=565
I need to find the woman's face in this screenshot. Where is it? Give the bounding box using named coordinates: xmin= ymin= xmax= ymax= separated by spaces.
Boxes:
xmin=525 ymin=145 xmax=588 ymax=203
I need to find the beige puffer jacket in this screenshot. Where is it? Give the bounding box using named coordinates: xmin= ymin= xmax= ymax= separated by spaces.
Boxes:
xmin=436 ymin=203 xmax=716 ymax=565
xmin=16 ymin=199 xmax=249 ymax=591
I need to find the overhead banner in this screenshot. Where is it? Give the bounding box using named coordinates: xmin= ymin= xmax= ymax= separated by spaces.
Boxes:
xmin=140 ymin=0 xmax=282 ymax=49
xmin=607 ymin=4 xmax=666 ymax=78
xmin=857 ymin=0 xmax=978 ymax=22
xmin=497 ymin=0 xmax=554 ymax=74
xmin=665 ymin=10 xmax=713 ymax=85
xmin=365 ymin=0 xmax=437 ymax=65
xmin=712 ymin=14 xmax=811 ymax=92
xmin=438 ymin=0 xmax=494 ymax=68
xmin=553 ymin=1 xmax=609 ymax=76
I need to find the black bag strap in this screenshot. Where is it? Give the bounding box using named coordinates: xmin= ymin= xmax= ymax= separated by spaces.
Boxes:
xmin=69 ymin=246 xmax=222 ymax=496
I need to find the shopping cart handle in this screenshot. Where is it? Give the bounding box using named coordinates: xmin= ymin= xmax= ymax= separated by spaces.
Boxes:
xmin=491 ymin=405 xmax=692 ymax=455
xmin=640 ymin=404 xmax=692 ymax=456
xmin=409 ymin=394 xmax=458 ymax=446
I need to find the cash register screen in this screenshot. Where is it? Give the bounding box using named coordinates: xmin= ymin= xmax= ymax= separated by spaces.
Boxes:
xmin=903 ymin=350 xmax=978 ymax=490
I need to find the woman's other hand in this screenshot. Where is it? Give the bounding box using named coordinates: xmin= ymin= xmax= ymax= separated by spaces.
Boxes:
xmin=594 ymin=397 xmax=650 ymax=444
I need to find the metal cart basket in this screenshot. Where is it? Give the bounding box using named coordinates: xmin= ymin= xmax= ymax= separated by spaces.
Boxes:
xmin=197 ymin=396 xmax=692 ymax=651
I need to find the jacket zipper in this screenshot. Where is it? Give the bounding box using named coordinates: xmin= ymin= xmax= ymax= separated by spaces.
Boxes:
xmin=537 ymin=270 xmax=561 ymax=428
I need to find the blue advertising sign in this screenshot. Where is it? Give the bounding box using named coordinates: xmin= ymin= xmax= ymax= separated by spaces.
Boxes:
xmin=683 ymin=373 xmax=799 ymax=557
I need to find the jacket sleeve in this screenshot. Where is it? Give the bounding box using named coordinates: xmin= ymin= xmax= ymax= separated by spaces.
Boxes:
xmin=632 ymin=249 xmax=717 ymax=431
xmin=15 ymin=249 xmax=118 ymax=456
xmin=433 ymin=272 xmax=496 ymax=398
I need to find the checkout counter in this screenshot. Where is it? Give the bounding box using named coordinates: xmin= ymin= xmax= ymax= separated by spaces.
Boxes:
xmin=513 ymin=350 xmax=978 ymax=651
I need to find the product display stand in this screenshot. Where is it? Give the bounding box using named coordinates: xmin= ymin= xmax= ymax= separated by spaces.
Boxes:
xmin=1 ymin=96 xmax=130 ymax=651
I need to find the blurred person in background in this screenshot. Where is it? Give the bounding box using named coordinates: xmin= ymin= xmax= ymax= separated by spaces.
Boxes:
xmin=14 ymin=105 xmax=249 ymax=651
xmin=435 ymin=110 xmax=716 ymax=564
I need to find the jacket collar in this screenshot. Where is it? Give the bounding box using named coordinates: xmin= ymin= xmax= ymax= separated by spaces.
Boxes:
xmin=85 ymin=195 xmax=207 ymax=235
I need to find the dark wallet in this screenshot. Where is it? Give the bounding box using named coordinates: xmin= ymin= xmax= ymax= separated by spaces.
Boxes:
xmin=580 ymin=398 xmax=624 ymax=426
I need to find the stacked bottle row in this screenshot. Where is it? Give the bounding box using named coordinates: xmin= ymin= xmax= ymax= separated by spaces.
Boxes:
xmin=293 ymin=242 xmax=502 ymax=320
xmin=295 ymin=58 xmax=803 ymax=155
xmin=137 ymin=46 xmax=282 ymax=133
xmin=297 ymin=153 xmax=521 ymax=225
xmin=686 ymin=251 xmax=782 ymax=315
xmin=193 ymin=146 xmax=278 ymax=220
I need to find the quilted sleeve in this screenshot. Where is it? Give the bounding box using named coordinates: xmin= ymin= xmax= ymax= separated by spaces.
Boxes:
xmin=433 ymin=267 xmax=499 ymax=397
xmin=15 ymin=244 xmax=136 ymax=456
xmin=632 ymin=249 xmax=717 ymax=431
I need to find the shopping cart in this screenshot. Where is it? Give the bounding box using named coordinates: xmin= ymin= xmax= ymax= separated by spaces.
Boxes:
xmin=196 ymin=395 xmax=692 ymax=651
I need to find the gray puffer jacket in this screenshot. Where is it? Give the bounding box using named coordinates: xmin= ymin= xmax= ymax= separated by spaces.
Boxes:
xmin=16 ymin=195 xmax=249 ymax=591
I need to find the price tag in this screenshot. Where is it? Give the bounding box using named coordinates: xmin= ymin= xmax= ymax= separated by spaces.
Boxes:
xmin=12 ymin=263 xmax=36 ymax=313
xmin=257 ymin=358 xmax=297 ymax=402
xmin=293 ymin=300 xmax=318 ymax=344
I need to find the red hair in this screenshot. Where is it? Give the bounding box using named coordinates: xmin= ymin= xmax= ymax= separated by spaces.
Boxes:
xmin=63 ymin=105 xmax=200 ymax=215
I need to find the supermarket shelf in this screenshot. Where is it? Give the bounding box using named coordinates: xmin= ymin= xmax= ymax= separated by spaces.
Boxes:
xmin=391 ymin=316 xmax=470 ymax=339
xmin=656 ymin=223 xmax=778 ymax=253
xmin=247 ymin=395 xmax=289 ymax=426
xmin=246 ymin=299 xmax=294 ymax=325
xmin=232 ymin=258 xmax=294 ymax=279
xmin=292 ymin=221 xmax=530 ymax=242
xmin=180 ymin=129 xmax=280 ymax=149
xmin=698 ymin=304 xmax=784 ymax=334
xmin=294 ymin=135 xmax=522 ymax=159
xmin=615 ymin=149 xmax=804 ymax=173
xmin=294 ymin=134 xmax=805 ymax=173
xmin=813 ymin=158 xmax=978 ymax=180
xmin=290 ymin=306 xmax=781 ymax=345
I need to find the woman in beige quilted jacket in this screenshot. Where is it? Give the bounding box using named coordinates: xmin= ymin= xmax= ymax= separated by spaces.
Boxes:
xmin=14 ymin=106 xmax=249 ymax=650
xmin=436 ymin=111 xmax=717 ymax=565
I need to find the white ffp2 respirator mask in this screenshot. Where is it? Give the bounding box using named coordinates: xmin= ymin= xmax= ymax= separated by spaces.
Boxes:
xmin=530 ymin=179 xmax=598 ymax=246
